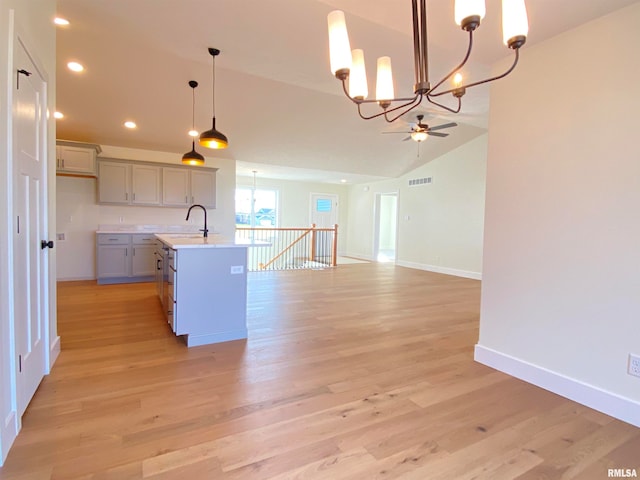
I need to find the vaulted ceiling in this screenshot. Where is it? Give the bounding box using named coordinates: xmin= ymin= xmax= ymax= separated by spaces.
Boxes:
xmin=55 ymin=0 xmax=638 ymax=183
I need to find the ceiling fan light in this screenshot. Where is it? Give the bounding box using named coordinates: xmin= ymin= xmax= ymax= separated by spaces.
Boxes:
xmin=411 ymin=131 xmax=428 ymax=142
xmin=349 ymin=49 xmax=368 ymax=100
xmin=182 ymin=141 xmax=205 ymax=166
xmin=199 ymin=117 xmax=229 ymax=149
xmin=328 ymin=10 xmax=352 ymax=78
xmin=375 ymin=56 xmax=394 ymax=106
xmin=455 ymin=0 xmax=485 ymax=30
xmin=502 ymin=0 xmax=528 ymax=48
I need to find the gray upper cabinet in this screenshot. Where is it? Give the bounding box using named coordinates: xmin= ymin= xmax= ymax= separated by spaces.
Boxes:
xmin=98 ymin=159 xmax=217 ymax=207
xmin=131 ymin=165 xmax=161 ymax=205
xmin=162 ymin=167 xmax=190 ymax=207
xmin=191 ymin=170 xmax=216 ymax=208
xmin=56 ymin=140 xmax=101 ymax=176
xmin=98 ymin=161 xmax=130 ymax=204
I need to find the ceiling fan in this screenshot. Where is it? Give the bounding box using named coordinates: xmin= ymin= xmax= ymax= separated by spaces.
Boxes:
xmin=383 ymin=114 xmax=457 ymax=142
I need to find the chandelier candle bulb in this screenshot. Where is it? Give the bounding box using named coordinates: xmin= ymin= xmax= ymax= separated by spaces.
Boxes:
xmin=328 ymin=10 xmax=352 ymax=78
xmin=502 ymin=0 xmax=529 ymax=48
xmin=349 ymin=49 xmax=368 ymax=100
xmin=455 ymin=0 xmax=486 ymax=30
xmin=375 ymin=56 xmax=394 ymax=108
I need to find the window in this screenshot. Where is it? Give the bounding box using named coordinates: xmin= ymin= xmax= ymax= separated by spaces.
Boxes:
xmin=235 ymin=187 xmax=278 ymax=227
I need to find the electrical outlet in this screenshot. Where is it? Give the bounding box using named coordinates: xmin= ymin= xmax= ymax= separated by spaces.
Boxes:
xmin=628 ymin=354 xmax=640 ymax=378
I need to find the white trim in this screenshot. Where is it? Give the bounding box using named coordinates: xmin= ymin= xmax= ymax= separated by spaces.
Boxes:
xmin=56 ymin=275 xmax=95 ymax=281
xmin=48 ymin=336 xmax=60 ymax=372
xmin=474 ymin=344 xmax=640 ymax=428
xmin=396 ymin=260 xmax=482 ymax=280
xmin=341 ymin=252 xmax=374 ymax=262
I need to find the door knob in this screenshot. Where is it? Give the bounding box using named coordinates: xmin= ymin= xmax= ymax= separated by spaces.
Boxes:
xmin=41 ymin=240 xmax=54 ymax=249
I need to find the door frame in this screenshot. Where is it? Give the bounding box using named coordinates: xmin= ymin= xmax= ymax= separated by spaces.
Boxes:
xmin=309 ymin=192 xmax=339 ymax=228
xmin=373 ymin=191 xmax=399 ymax=263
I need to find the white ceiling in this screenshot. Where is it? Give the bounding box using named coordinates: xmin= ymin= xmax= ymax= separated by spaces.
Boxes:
xmin=55 ymin=0 xmax=638 ymax=184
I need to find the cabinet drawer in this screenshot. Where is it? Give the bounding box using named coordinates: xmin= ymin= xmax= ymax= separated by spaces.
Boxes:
xmin=97 ymin=234 xmax=130 ymax=245
xmin=132 ymin=234 xmax=157 ymax=245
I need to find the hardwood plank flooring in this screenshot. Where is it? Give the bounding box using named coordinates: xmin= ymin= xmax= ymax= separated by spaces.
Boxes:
xmin=0 ymin=263 xmax=638 ymax=479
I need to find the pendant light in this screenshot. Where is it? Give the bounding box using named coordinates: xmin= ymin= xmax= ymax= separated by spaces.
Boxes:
xmin=199 ymin=48 xmax=228 ymax=149
xmin=182 ymin=80 xmax=205 ymax=165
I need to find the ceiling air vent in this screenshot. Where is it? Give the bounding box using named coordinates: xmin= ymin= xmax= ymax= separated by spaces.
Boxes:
xmin=408 ymin=176 xmax=432 ymax=187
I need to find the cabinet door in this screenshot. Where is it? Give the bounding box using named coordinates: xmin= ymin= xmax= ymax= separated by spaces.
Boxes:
xmin=131 ymin=245 xmax=156 ymax=276
xmin=131 ymin=165 xmax=161 ymax=205
xmin=162 ymin=167 xmax=190 ymax=206
xmin=190 ymin=170 xmax=216 ymax=208
xmin=98 ymin=162 xmax=130 ymax=204
xmin=97 ymin=245 xmax=129 ymax=278
xmin=57 ymin=145 xmax=96 ymax=175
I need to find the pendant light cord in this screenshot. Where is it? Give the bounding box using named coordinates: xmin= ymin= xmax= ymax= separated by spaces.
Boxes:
xmin=211 ymin=54 xmax=216 ymax=118
xmin=192 ymin=84 xmax=196 ymax=131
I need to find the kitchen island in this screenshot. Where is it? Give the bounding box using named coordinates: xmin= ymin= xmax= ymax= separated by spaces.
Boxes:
xmin=155 ymin=234 xmax=254 ymax=347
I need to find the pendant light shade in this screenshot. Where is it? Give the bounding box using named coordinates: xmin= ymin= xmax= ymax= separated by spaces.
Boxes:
xmin=182 ymin=80 xmax=205 ymax=165
xmin=199 ymin=48 xmax=228 ymax=149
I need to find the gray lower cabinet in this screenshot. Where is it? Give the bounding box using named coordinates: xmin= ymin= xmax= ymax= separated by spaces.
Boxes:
xmin=97 ymin=233 xmax=157 ymax=284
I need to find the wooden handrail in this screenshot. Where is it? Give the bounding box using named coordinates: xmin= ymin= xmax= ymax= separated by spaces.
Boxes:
xmin=258 ymin=227 xmax=314 ymax=270
xmin=237 ymin=224 xmax=339 ymax=271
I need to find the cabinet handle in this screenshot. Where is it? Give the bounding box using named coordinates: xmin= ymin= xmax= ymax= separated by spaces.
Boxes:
xmin=185 ymin=196 xmax=187 ymax=203
xmin=108 ymin=238 xmax=118 ymax=241
xmin=191 ymin=196 xmax=194 ymax=203
xmin=133 ymin=193 xmax=136 ymax=201
xmin=62 ymin=159 xmax=65 ymax=168
xmin=133 ymin=247 xmax=136 ymax=256
xmin=125 ymin=248 xmax=128 ymax=257
xmin=125 ymin=192 xmax=128 ymax=201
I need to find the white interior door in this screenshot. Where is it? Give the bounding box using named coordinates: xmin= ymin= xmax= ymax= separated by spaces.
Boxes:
xmin=310 ymin=193 xmax=338 ymax=263
xmin=13 ymin=38 xmax=48 ymax=416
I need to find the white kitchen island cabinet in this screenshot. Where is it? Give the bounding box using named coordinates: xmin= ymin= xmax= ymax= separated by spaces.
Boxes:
xmin=155 ymin=234 xmax=251 ymax=347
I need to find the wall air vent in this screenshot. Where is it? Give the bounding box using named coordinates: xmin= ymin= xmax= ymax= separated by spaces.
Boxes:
xmin=408 ymin=177 xmax=433 ymax=187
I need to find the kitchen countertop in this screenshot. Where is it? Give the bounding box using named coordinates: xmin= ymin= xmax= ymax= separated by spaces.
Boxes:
xmin=96 ymin=224 xmax=208 ymax=234
xmin=154 ymin=234 xmax=268 ymax=250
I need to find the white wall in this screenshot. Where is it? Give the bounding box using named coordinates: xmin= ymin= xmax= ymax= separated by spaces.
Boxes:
xmin=477 ymin=3 xmax=640 ymax=427
xmin=345 ymin=135 xmax=487 ymax=279
xmin=235 ymin=176 xmax=349 ymax=253
xmin=56 ymin=145 xmax=236 ymax=280
xmin=0 ymin=0 xmax=56 ymax=465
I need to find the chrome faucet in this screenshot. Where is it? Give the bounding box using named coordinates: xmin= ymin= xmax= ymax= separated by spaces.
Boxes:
xmin=186 ymin=204 xmax=208 ymax=237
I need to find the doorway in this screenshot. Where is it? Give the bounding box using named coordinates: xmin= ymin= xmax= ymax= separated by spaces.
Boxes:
xmin=374 ymin=193 xmax=398 ymax=262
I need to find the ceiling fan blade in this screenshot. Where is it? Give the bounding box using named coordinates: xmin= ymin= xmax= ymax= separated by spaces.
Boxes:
xmin=428 ymin=122 xmax=458 ymax=131
xmin=402 ymin=136 xmax=411 ymax=141
xmin=427 ymin=131 xmax=449 ymax=138
xmin=382 ymin=131 xmax=410 ymax=134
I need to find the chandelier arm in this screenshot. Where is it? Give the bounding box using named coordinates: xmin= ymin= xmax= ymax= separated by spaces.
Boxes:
xmin=383 ymin=97 xmax=423 ymax=123
xmin=427 ymin=30 xmax=474 ymax=96
xmin=429 ymin=48 xmax=520 ymax=97
xmin=426 ymin=95 xmax=462 ymax=114
xmin=355 ymin=95 xmax=421 ymax=121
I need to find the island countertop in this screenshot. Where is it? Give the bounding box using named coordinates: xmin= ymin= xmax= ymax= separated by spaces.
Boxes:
xmin=155 ymin=233 xmax=267 ymax=249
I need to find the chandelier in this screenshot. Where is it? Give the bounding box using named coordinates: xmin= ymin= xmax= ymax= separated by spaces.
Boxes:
xmin=327 ymin=0 xmax=529 ymax=122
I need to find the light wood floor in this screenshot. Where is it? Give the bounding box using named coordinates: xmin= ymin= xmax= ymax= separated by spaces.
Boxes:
xmin=1 ymin=264 xmax=638 ymax=479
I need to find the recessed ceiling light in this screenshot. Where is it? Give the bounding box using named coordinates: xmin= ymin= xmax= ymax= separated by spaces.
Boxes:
xmin=124 ymin=121 xmax=137 ymax=129
xmin=54 ymin=17 xmax=70 ymax=26
xmin=54 ymin=111 xmax=64 ymax=119
xmin=340 ymin=179 xmax=347 ymax=183
xmin=67 ymin=61 xmax=84 ymax=72
xmin=188 ymin=129 xmax=198 ymax=137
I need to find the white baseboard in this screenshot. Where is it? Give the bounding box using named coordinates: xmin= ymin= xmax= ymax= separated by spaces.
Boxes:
xmin=56 ymin=275 xmax=95 ymax=282
xmin=49 ymin=335 xmax=61 ymax=372
xmin=0 ymin=411 xmax=18 ymax=467
xmin=475 ymin=344 xmax=640 ymax=428
xmin=341 ymin=252 xmax=374 ymax=262
xmin=396 ymin=260 xmax=482 ymax=280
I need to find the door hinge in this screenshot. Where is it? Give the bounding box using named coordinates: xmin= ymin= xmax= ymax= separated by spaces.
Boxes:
xmin=17 ymin=215 xmax=20 ymax=234
xmin=16 ymin=68 xmax=32 ymax=89
xmin=18 ymin=354 xmax=22 ymax=372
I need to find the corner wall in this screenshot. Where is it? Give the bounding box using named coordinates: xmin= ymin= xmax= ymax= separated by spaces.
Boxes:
xmin=477 ymin=3 xmax=640 ymax=426
xmin=345 ymin=134 xmax=487 ymax=279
